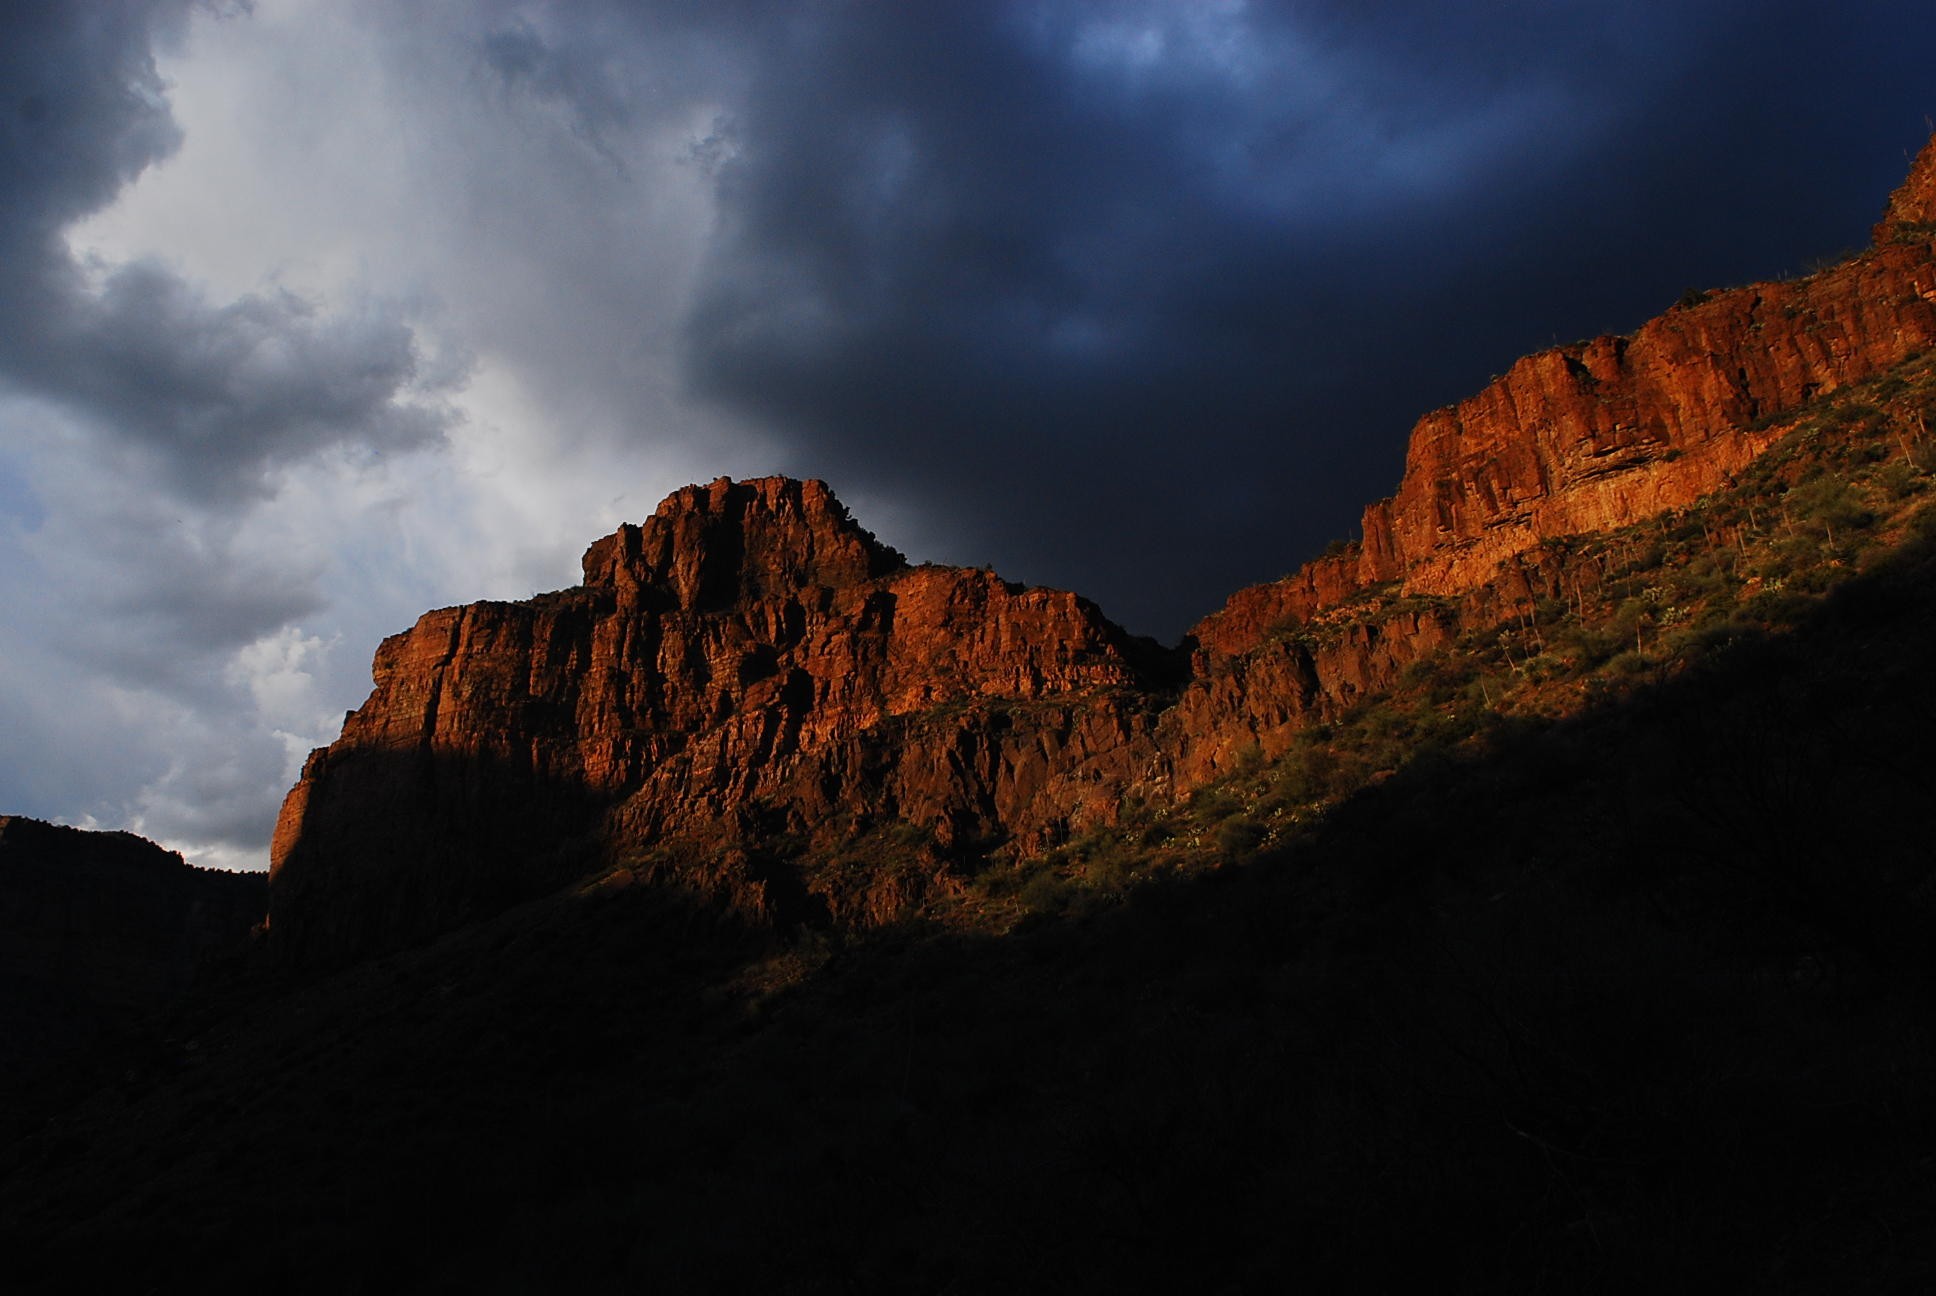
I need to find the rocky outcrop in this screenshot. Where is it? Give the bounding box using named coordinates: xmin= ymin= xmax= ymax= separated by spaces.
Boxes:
xmin=1157 ymin=134 xmax=1936 ymax=774
xmin=1194 ymin=138 xmax=1936 ymax=665
xmin=268 ymin=477 xmax=1184 ymax=963
xmin=270 ymin=136 xmax=1936 ymax=967
xmin=1876 ymin=130 xmax=1936 ymax=242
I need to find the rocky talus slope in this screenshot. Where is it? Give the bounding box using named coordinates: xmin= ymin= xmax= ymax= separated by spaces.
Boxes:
xmin=270 ymin=134 xmax=1936 ymax=966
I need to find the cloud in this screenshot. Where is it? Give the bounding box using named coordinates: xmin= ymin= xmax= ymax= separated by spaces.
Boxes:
xmin=479 ymin=14 xmax=642 ymax=164
xmin=674 ymin=0 xmax=1936 ymax=630
xmin=0 ymin=0 xmax=192 ymax=242
xmin=0 ymin=1 xmax=455 ymax=508
xmin=0 ymin=1 xmax=460 ymax=862
xmin=23 ymin=259 xmax=454 ymax=502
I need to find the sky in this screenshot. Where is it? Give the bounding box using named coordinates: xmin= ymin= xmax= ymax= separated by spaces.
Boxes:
xmin=2 ymin=0 xmax=1933 ymax=871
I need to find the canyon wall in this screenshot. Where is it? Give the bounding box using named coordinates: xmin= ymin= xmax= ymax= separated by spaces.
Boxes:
xmin=1172 ymin=132 xmax=1936 ymax=765
xmin=269 ymin=135 xmax=1936 ymax=965
xmin=1195 ymin=243 xmax=1936 ymax=659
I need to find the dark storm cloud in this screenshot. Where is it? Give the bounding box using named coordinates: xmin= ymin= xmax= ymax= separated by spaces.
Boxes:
xmin=0 ymin=0 xmax=452 ymax=507
xmin=675 ymin=0 xmax=1936 ymax=636
xmin=0 ymin=0 xmax=193 ymax=238
xmin=482 ymin=16 xmax=641 ymax=157
xmin=98 ymin=524 xmax=324 ymax=673
xmin=25 ymin=261 xmax=448 ymax=502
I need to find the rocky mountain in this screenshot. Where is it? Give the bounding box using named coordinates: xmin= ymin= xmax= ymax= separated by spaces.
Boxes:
xmin=268 ymin=133 xmax=1936 ymax=968
xmin=266 ymin=476 xmax=1186 ymax=963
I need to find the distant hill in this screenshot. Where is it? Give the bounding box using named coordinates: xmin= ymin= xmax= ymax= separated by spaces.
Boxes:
xmin=0 ymin=816 xmax=262 ymax=1102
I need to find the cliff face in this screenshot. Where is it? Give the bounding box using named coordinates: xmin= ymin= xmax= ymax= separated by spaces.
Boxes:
xmin=271 ymin=135 xmax=1936 ymax=966
xmin=269 ymin=477 xmax=1181 ymax=962
xmin=1876 ymin=131 xmax=1936 ymax=242
xmin=1154 ymin=134 xmax=1936 ymax=771
xmin=1194 ymin=133 xmax=1936 ymax=661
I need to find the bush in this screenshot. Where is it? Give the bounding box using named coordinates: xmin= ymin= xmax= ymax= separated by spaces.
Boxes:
xmin=1608 ymin=650 xmax=1654 ymax=677
xmin=1877 ymin=461 xmax=1926 ymax=500
xmin=1270 ymin=744 xmax=1341 ymax=805
xmin=1018 ymin=869 xmax=1072 ymax=916
xmin=1531 ymin=597 xmax=1573 ymax=626
xmin=1190 ymin=788 xmax=1242 ymax=821
xmin=1216 ymin=817 xmax=1268 ymax=862
xmin=1785 ymin=475 xmax=1874 ymax=535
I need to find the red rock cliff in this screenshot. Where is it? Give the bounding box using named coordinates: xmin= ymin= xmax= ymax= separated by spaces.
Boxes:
xmin=1194 ymin=131 xmax=1936 ymax=661
xmin=269 ymin=477 xmax=1181 ymax=963
xmin=272 ymin=136 xmax=1936 ymax=966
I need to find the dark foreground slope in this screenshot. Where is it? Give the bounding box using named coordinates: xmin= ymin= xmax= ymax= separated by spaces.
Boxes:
xmin=7 ymin=512 xmax=1936 ymax=1294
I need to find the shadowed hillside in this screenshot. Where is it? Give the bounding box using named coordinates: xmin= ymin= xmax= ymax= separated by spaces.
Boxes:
xmin=0 ymin=817 xmax=263 ymax=1113
xmin=9 ymin=133 xmax=1936 ymax=1293
xmin=6 ymin=516 xmax=1936 ymax=1292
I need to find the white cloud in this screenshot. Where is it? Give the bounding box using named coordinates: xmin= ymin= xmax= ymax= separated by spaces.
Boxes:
xmin=0 ymin=0 xmax=783 ymax=867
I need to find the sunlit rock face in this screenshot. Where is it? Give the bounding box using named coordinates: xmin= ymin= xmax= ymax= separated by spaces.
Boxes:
xmin=272 ymin=136 xmax=1936 ymax=967
xmin=1195 ymin=136 xmax=1936 ymax=663
xmin=1875 ymin=130 xmax=1936 ymax=242
xmin=268 ymin=476 xmax=1185 ymax=964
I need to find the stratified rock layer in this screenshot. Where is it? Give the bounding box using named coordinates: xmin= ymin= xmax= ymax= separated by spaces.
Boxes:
xmin=271 ymin=135 xmax=1936 ymax=966
xmin=1179 ymin=131 xmax=1936 ymax=766
xmin=1876 ymin=130 xmax=1936 ymax=242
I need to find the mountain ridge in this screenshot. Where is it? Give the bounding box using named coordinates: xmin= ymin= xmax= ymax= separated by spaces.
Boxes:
xmin=264 ymin=131 xmax=1936 ymax=968
xmin=13 ymin=506 xmax=1936 ymax=1291
xmin=1196 ymin=140 xmax=1936 ymax=657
